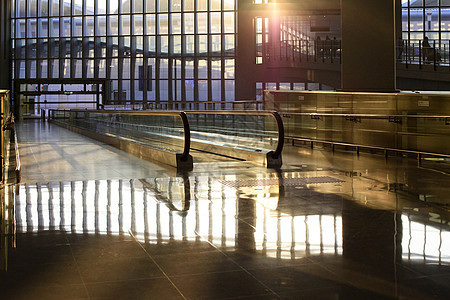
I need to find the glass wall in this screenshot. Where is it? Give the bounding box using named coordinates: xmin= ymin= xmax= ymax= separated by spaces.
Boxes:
xmin=402 ymin=0 xmax=450 ymax=49
xmin=11 ymin=0 xmax=237 ymax=106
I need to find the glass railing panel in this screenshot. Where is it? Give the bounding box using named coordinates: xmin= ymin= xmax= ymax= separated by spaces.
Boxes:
xmin=50 ymin=110 xmax=189 ymax=157
xmin=266 ymin=91 xmax=450 ymax=156
xmin=283 ymin=113 xmax=450 ymax=154
xmin=186 ymin=111 xmax=282 ymax=156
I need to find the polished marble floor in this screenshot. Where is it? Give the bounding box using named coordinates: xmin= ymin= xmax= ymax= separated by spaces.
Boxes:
xmin=1 ymin=119 xmax=449 ymax=299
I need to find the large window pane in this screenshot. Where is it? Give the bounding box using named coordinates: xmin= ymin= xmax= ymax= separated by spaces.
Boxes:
xmin=211 ymin=80 xmax=221 ymax=101
xmin=211 ymin=60 xmax=221 ymax=78
xmin=199 ymin=80 xmax=208 ymax=101
xmin=74 ymin=0 xmax=83 ymax=15
xmin=39 ymin=0 xmax=49 ymax=17
xmin=210 ymin=35 xmax=221 ymax=53
xmin=198 ymin=0 xmax=207 ymax=11
xmin=172 ymin=14 xmax=181 ymax=34
xmin=133 ymin=0 xmax=143 ymax=13
xmin=159 ymin=0 xmax=168 ymax=12
xmin=121 ymin=0 xmax=130 ymax=13
xmin=17 ymin=0 xmax=26 ymax=18
xmin=185 ymin=35 xmax=194 ymax=53
xmin=108 ymin=16 xmax=119 ymax=35
xmin=62 ymin=17 xmax=71 ymax=37
xmin=50 ymin=0 xmax=59 ymax=16
xmin=185 ymin=0 xmax=194 ymax=11
xmin=96 ymin=16 xmax=107 ymax=36
xmin=109 ymin=0 xmax=119 ymax=14
xmin=224 ymin=12 xmax=235 ymax=33
xmin=120 ymin=15 xmax=130 ymax=35
xmin=29 ymin=0 xmax=37 ymax=17
xmin=97 ymin=0 xmax=107 ymax=14
xmin=210 ymin=12 xmax=221 ymax=34
xmin=39 ymin=18 xmax=49 ymax=37
xmin=146 ymin=0 xmax=155 ymax=12
xmin=172 ymin=35 xmax=181 ymax=54
xmin=225 ymin=80 xmax=234 ymax=100
xmin=63 ymin=0 xmax=71 ymax=16
xmin=73 ymin=17 xmax=82 ymax=36
xmin=146 ymin=15 xmax=155 ymax=34
xmin=172 ymin=0 xmax=182 ymax=12
xmin=225 ymin=58 xmax=234 ymax=79
xmin=184 ymin=13 xmax=194 ymax=34
xmin=27 ymin=19 xmax=37 ymax=38
xmin=224 ymin=0 xmax=235 ymax=10
xmin=158 ymin=14 xmax=168 ymax=34
xmin=133 ymin=15 xmax=144 ymax=35
xmin=84 ymin=17 xmax=95 ymax=36
xmin=198 ymin=35 xmax=208 ymax=54
xmin=198 ymin=59 xmax=207 ymax=78
xmin=210 ymin=0 xmax=221 ymax=11
xmin=197 ymin=13 xmax=207 ymax=33
xmin=50 ymin=18 xmax=59 ymax=36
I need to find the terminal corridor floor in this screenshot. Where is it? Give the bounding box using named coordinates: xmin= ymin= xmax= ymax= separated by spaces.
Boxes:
xmin=1 ymin=120 xmax=449 ymax=299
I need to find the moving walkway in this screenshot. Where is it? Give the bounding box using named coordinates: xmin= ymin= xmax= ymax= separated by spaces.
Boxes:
xmin=49 ymin=110 xmax=284 ymax=170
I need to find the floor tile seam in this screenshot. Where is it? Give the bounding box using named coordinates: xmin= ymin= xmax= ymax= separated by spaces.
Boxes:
xmin=220 ymin=292 xmax=283 ymax=300
xmin=81 ymin=275 xmax=169 ymax=286
xmin=305 ymin=257 xmax=355 ymax=287
xmin=405 ymin=272 xmax=450 ymax=280
xmin=193 ymin=229 xmax=281 ymax=299
xmin=128 ymin=229 xmax=189 ymax=300
xmin=233 ymin=262 xmax=317 ymax=272
xmin=267 ymin=282 xmax=340 ymax=293
xmin=168 ymin=268 xmax=248 ymax=278
xmin=323 ymin=264 xmax=424 ymax=298
xmin=71 ymin=255 xmax=154 ymax=262
xmin=395 ymin=264 xmax=432 ymax=277
xmin=149 ymin=249 xmax=225 ymax=259
xmin=64 ymin=232 xmax=92 ymax=300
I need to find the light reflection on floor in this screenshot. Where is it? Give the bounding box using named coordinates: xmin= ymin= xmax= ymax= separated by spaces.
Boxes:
xmin=3 ymin=120 xmax=450 ymax=299
xmin=15 ymin=175 xmax=450 ymax=264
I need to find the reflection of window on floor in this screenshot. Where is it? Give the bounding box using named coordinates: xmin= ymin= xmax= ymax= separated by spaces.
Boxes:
xmin=255 ymin=204 xmax=343 ymax=259
xmin=402 ymin=214 xmax=450 ymax=264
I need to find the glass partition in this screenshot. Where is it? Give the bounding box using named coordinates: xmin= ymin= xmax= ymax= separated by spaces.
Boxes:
xmin=49 ymin=109 xmax=285 ymax=167
xmin=186 ymin=111 xmax=284 ymax=159
xmin=49 ymin=110 xmax=190 ymax=159
xmin=265 ymin=91 xmax=450 ymax=156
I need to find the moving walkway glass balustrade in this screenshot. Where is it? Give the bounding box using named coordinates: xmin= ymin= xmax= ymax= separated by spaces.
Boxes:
xmin=265 ymin=91 xmax=450 ymax=156
xmin=283 ymin=113 xmax=450 ymax=155
xmin=187 ymin=111 xmax=284 ymax=159
xmin=49 ymin=110 xmax=189 ymax=157
xmin=49 ymin=110 xmax=284 ymax=167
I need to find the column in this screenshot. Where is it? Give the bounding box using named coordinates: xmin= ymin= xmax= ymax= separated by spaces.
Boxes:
xmin=341 ymin=0 xmax=397 ymax=92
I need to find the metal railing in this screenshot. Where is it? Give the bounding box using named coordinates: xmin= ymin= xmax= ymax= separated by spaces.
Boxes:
xmin=398 ymin=39 xmax=450 ymax=70
xmin=260 ymin=39 xmax=342 ymax=65
xmin=101 ymin=100 xmax=264 ymax=111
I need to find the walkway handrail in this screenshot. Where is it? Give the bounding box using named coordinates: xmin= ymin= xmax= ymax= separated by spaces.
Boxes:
xmin=283 ymin=112 xmax=450 ymax=119
xmin=178 ymin=112 xmax=190 ymax=161
xmin=271 ymin=112 xmax=284 ymax=159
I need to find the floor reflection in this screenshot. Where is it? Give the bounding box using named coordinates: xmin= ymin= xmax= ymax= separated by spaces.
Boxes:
xmin=14 ymin=173 xmax=450 ymax=265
